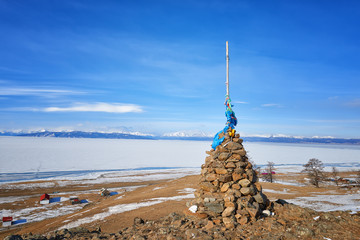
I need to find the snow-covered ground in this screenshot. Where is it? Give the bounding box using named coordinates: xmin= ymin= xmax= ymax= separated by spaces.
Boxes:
xmin=286 ymin=192 xmax=360 ymax=213
xmin=1 ymin=202 xmax=84 ymax=224
xmin=0 ymin=168 xmax=201 ymax=190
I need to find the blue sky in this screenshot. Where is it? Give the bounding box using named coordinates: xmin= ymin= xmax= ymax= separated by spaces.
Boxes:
xmin=0 ymin=0 xmax=359 ymax=138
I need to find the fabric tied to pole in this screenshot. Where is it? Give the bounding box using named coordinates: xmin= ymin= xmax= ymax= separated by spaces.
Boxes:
xmin=211 ymin=95 xmax=237 ymax=149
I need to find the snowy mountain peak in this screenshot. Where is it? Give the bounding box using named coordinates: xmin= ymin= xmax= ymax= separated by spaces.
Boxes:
xmin=163 ymin=131 xmax=213 ymax=138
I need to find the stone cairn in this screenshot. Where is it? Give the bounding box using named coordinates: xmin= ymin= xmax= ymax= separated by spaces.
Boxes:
xmin=189 ymin=127 xmax=270 ymax=229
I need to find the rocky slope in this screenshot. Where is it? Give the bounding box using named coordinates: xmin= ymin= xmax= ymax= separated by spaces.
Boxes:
xmin=5 ymin=199 xmax=360 ymax=240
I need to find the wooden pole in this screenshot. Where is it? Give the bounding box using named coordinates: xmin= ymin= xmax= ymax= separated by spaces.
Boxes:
xmin=226 ymin=41 xmax=229 ymax=97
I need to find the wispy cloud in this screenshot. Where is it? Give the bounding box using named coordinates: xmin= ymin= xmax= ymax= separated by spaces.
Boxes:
xmin=42 ymin=102 xmax=143 ymax=113
xmin=345 ymin=98 xmax=360 ymax=108
xmin=233 ymin=101 xmax=248 ymax=104
xmin=0 ymin=87 xmax=84 ymax=96
xmin=305 ymin=119 xmax=360 ymax=123
xmin=328 ymin=96 xmax=339 ymax=101
xmin=0 ymin=66 xmax=30 ymax=74
xmin=261 ymin=103 xmax=283 ymax=108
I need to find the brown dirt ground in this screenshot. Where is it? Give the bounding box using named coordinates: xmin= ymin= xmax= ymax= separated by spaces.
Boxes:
xmin=1 ymin=171 xmax=359 ymax=239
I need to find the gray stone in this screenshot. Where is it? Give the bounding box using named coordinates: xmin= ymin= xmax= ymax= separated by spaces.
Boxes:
xmin=226 ymin=142 xmax=243 ymax=150
xmin=185 ymin=229 xmax=201 ymax=239
xmin=204 ymin=202 xmax=224 ymax=213
xmin=134 ymin=217 xmax=145 ymax=225
xmin=239 ymin=162 xmax=247 ymax=167
xmin=200 ymin=182 xmax=217 ymax=192
xmin=69 ymin=227 xmax=89 ymax=234
xmin=204 ymin=197 xmax=216 ymax=203
xmin=296 ymin=226 xmax=315 ymax=238
xmin=225 ymin=162 xmax=236 ymax=168
xmin=237 ymin=197 xmax=252 ymax=209
xmin=218 ymin=152 xmax=231 ymax=161
xmin=246 ymin=169 xmax=257 ymax=182
xmin=4 ymin=236 xmax=23 ymax=240
xmin=253 ymin=192 xmax=266 ymax=204
xmin=219 ymin=174 xmax=232 ymax=182
xmin=240 ymin=187 xmax=250 ymax=196
xmin=249 ymin=185 xmax=257 ymax=196
xmin=239 ymin=179 xmax=251 ymax=187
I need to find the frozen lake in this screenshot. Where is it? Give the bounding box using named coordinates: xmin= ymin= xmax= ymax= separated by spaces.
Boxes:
xmin=0 ymin=136 xmax=359 ymax=181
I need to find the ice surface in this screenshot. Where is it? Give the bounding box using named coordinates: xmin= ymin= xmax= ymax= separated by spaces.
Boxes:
xmin=1 ymin=137 xmax=360 ymax=178
xmin=0 ymin=137 xmax=210 ymax=173
xmin=259 ymin=178 xmax=306 ymax=186
xmin=244 ymin=142 xmax=360 ymax=165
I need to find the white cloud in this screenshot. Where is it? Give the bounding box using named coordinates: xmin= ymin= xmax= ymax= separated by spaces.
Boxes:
xmin=233 ymin=101 xmax=248 ymax=104
xmin=0 ymin=87 xmax=83 ymax=96
xmin=261 ymin=103 xmax=283 ymax=108
xmin=43 ymin=102 xmax=143 ymax=113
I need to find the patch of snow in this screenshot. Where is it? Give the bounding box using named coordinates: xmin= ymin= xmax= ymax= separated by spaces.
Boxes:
xmin=60 ymin=200 xmax=164 ymax=230
xmin=1 ymin=182 xmax=56 ymax=190
xmin=259 ymin=179 xmax=305 ymax=186
xmin=178 ymin=188 xmax=196 ymax=194
xmin=286 ymin=193 xmax=360 ymax=212
xmin=151 ymin=193 xmax=194 ymax=202
xmin=59 ymin=192 xmax=195 ymax=229
xmin=0 ymin=195 xmax=35 ymax=204
xmin=2 ymin=202 xmax=84 ymax=224
xmin=262 ymin=189 xmax=294 ymax=194
xmin=189 ymin=205 xmax=197 ymax=213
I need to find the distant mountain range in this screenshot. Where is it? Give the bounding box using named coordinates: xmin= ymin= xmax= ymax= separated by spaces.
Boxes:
xmin=0 ymin=130 xmax=155 ymax=140
xmin=1 ymin=130 xmax=360 ymax=145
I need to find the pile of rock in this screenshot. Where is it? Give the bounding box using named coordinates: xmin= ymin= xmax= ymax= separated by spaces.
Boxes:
xmin=189 ymin=128 xmax=270 ymax=228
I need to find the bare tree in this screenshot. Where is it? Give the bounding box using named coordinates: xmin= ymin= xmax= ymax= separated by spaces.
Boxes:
xmin=356 ymin=169 xmax=360 ymax=184
xmin=332 ymin=167 xmax=339 ymax=186
xmin=262 ymin=161 xmax=275 ymax=183
xmin=302 ymin=158 xmax=325 ymax=187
